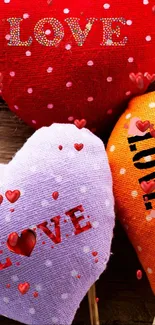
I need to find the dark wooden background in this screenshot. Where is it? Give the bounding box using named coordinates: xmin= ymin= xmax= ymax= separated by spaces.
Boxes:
xmin=0 ymin=99 xmax=154 ymax=325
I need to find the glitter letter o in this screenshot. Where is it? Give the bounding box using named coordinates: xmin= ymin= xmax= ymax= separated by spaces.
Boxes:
xmin=34 ymin=18 xmax=64 ymax=46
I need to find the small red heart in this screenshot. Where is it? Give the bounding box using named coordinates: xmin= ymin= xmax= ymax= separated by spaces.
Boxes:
xmin=74 ymin=143 xmax=84 ymax=151
xmin=7 ymin=229 xmax=36 ymax=257
xmin=74 ymin=119 xmax=87 ymax=129
xmin=58 ymin=145 xmax=63 ymax=150
xmin=92 ymin=251 xmax=98 ymax=257
xmin=140 ymin=181 xmax=155 ymax=194
xmin=18 ymin=282 xmax=30 ymax=295
xmin=33 ymin=291 xmax=39 ymax=298
xmin=0 ymin=195 xmax=3 ymax=204
xmin=136 ymin=120 xmax=150 ymax=132
xmin=5 ymin=190 xmax=21 ymax=203
xmin=150 ymin=127 xmax=155 ymax=138
xmin=52 ymin=191 xmax=59 ymax=200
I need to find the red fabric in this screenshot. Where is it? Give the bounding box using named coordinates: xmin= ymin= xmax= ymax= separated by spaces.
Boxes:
xmin=0 ymin=0 xmax=155 ymax=135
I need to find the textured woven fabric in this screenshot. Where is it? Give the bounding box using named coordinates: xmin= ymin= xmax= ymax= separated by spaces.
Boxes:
xmin=0 ymin=124 xmax=115 ymax=325
xmin=0 ymin=0 xmax=155 ymax=135
xmin=107 ymin=91 xmax=155 ymax=294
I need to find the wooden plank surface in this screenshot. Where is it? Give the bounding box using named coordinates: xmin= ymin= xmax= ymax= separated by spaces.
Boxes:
xmin=0 ymin=99 xmax=154 ymax=325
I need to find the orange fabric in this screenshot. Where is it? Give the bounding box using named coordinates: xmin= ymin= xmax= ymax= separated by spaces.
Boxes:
xmin=107 ymin=91 xmax=155 ymax=294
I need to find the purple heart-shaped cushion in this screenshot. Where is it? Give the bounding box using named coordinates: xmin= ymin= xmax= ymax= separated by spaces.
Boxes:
xmin=0 ymin=124 xmax=115 ymax=325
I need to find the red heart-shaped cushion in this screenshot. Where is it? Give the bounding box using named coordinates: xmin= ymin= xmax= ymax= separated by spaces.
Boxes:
xmin=0 ymin=0 xmax=155 ymax=134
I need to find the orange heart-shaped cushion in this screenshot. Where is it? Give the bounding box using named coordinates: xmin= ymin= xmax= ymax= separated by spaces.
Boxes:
xmin=0 ymin=0 xmax=155 ymax=135
xmin=107 ymin=91 xmax=155 ymax=293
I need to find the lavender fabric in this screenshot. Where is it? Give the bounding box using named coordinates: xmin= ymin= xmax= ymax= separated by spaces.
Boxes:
xmin=0 ymin=124 xmax=115 ymax=325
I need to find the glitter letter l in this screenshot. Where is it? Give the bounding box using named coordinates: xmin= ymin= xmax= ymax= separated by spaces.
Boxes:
xmin=7 ymin=18 xmax=33 ymax=46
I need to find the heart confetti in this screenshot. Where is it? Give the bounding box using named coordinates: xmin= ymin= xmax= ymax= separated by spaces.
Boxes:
xmin=5 ymin=190 xmax=21 ymax=204
xmin=74 ymin=143 xmax=84 ymax=151
xmin=18 ymin=282 xmax=30 ymax=295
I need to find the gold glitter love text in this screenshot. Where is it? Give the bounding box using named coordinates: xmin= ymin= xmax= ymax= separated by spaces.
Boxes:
xmin=7 ymin=17 xmax=128 ymax=47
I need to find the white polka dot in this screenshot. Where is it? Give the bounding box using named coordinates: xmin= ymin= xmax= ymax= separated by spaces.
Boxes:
xmin=10 ymin=71 xmax=15 ymax=77
xmin=3 ymin=297 xmax=9 ymax=303
xmin=61 ymin=293 xmax=68 ymax=300
xmin=126 ymin=113 xmax=131 ymax=119
xmin=29 ymin=224 xmax=36 ymax=230
xmin=55 ymin=175 xmax=63 ymax=183
xmin=137 ymin=246 xmax=142 ymax=252
xmin=5 ymin=34 xmax=10 ymax=40
xmin=71 ymin=269 xmax=78 ymax=277
xmin=92 ymin=221 xmax=99 ymax=229
xmin=143 ymin=0 xmax=149 ymax=4
xmin=110 ymin=145 xmax=115 ymax=152
xmin=26 ymin=50 xmax=31 ymax=57
xmin=52 ymin=317 xmax=59 ymax=324
xmin=4 ymin=0 xmax=10 ymax=3
xmin=23 ymin=13 xmax=29 ymax=19
xmin=45 ymin=259 xmax=52 ymax=267
xmin=30 ymin=166 xmax=36 ymax=173
xmin=5 ymin=215 xmax=11 ymax=222
xmin=47 ymin=103 xmax=54 ymax=109
xmin=87 ymin=96 xmax=94 ymax=102
xmin=83 ymin=246 xmax=90 ymax=253
xmin=126 ymin=91 xmax=131 ymax=96
xmin=146 ymin=35 xmax=151 ymax=42
xmin=131 ymin=190 xmax=138 ymax=198
xmin=144 ymin=156 xmax=151 ymax=162
xmin=32 ymin=120 xmax=36 ymax=125
xmin=107 ymin=76 xmax=112 ymax=82
xmin=29 ymin=308 xmax=35 ymax=315
xmin=149 ymin=102 xmax=155 ymax=108
xmin=67 ymin=151 xmax=75 ymax=158
xmin=146 ymin=215 xmax=152 ymax=222
xmin=87 ymin=60 xmax=94 ymax=66
xmin=35 ymin=284 xmax=42 ymax=291
xmin=63 ymin=8 xmax=70 ymax=14
xmin=105 ymin=199 xmax=110 ymax=207
xmin=126 ymin=20 xmax=132 ymax=26
xmin=106 ymin=39 xmax=113 ymax=45
xmin=27 ymin=88 xmax=33 ymax=94
xmin=14 ymin=105 xmax=19 ymax=110
xmin=80 ymin=186 xmax=87 ymax=193
xmin=66 ymin=81 xmax=72 ymax=88
xmin=120 ymin=168 xmax=126 ymax=175
xmin=94 ymin=163 xmax=100 ymax=170
xmin=11 ymin=275 xmax=19 ymax=282
xmin=47 ymin=67 xmax=53 ymax=73
xmin=68 ymin=116 xmax=74 ymax=121
xmin=65 ymin=44 xmax=72 ymax=50
xmin=45 ymin=29 xmax=51 ymax=35
xmin=41 ymin=200 xmax=49 ymax=207
xmin=128 ymin=57 xmax=134 ymax=63
xmin=103 ymin=3 xmax=110 ymax=9
xmin=147 ymin=267 xmax=153 ymax=274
